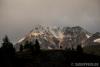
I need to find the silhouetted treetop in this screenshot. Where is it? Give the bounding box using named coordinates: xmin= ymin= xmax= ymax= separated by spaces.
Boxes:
xmin=3 ymin=35 xmax=9 ymax=43
xmin=76 ymin=44 xmax=83 ymax=53
xmin=35 ymin=39 xmax=40 ymax=50
xmin=2 ymin=35 xmax=13 ymax=48
xmin=20 ymin=44 xmax=23 ymax=52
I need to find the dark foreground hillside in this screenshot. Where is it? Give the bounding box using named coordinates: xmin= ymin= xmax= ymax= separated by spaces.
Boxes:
xmin=0 ymin=50 xmax=99 ymax=67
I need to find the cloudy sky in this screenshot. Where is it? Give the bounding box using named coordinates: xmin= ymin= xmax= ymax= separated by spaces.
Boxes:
xmin=0 ymin=0 xmax=100 ymax=42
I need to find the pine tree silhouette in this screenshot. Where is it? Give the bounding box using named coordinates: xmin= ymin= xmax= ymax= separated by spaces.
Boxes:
xmin=1 ymin=35 xmax=15 ymax=67
xmin=2 ymin=35 xmax=12 ymax=48
xmin=76 ymin=44 xmax=83 ymax=53
xmin=34 ymin=39 xmax=40 ymax=53
xmin=1 ymin=35 xmax=15 ymax=56
xmin=20 ymin=44 xmax=23 ymax=52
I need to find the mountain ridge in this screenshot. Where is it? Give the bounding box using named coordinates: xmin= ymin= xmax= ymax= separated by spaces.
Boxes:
xmin=15 ymin=25 xmax=94 ymax=51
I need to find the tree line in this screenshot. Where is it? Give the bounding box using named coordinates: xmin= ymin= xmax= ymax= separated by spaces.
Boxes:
xmin=0 ymin=35 xmax=41 ymax=67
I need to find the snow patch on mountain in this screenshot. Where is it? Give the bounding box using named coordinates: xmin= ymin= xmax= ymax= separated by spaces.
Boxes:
xmin=94 ymin=38 xmax=100 ymax=43
xmin=86 ymin=34 xmax=91 ymax=38
xmin=18 ymin=37 xmax=25 ymax=43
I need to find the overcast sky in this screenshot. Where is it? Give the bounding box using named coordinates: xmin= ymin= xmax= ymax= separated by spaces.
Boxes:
xmin=0 ymin=0 xmax=100 ymax=43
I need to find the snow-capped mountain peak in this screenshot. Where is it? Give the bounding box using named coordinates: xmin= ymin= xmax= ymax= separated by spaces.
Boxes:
xmin=16 ymin=25 xmax=91 ymax=51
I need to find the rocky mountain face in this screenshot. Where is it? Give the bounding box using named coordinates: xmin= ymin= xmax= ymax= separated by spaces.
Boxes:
xmin=59 ymin=26 xmax=91 ymax=49
xmin=15 ymin=25 xmax=92 ymax=51
xmin=83 ymin=32 xmax=100 ymax=56
xmin=84 ymin=32 xmax=100 ymax=46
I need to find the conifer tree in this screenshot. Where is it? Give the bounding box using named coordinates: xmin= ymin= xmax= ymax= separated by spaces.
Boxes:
xmin=20 ymin=44 xmax=23 ymax=52
xmin=34 ymin=39 xmax=40 ymax=53
xmin=1 ymin=35 xmax=15 ymax=60
xmin=76 ymin=44 xmax=83 ymax=53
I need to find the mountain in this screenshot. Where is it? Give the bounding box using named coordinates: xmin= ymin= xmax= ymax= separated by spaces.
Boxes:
xmin=83 ymin=32 xmax=100 ymax=55
xmin=84 ymin=32 xmax=100 ymax=46
xmin=60 ymin=26 xmax=91 ymax=49
xmin=15 ymin=25 xmax=91 ymax=51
